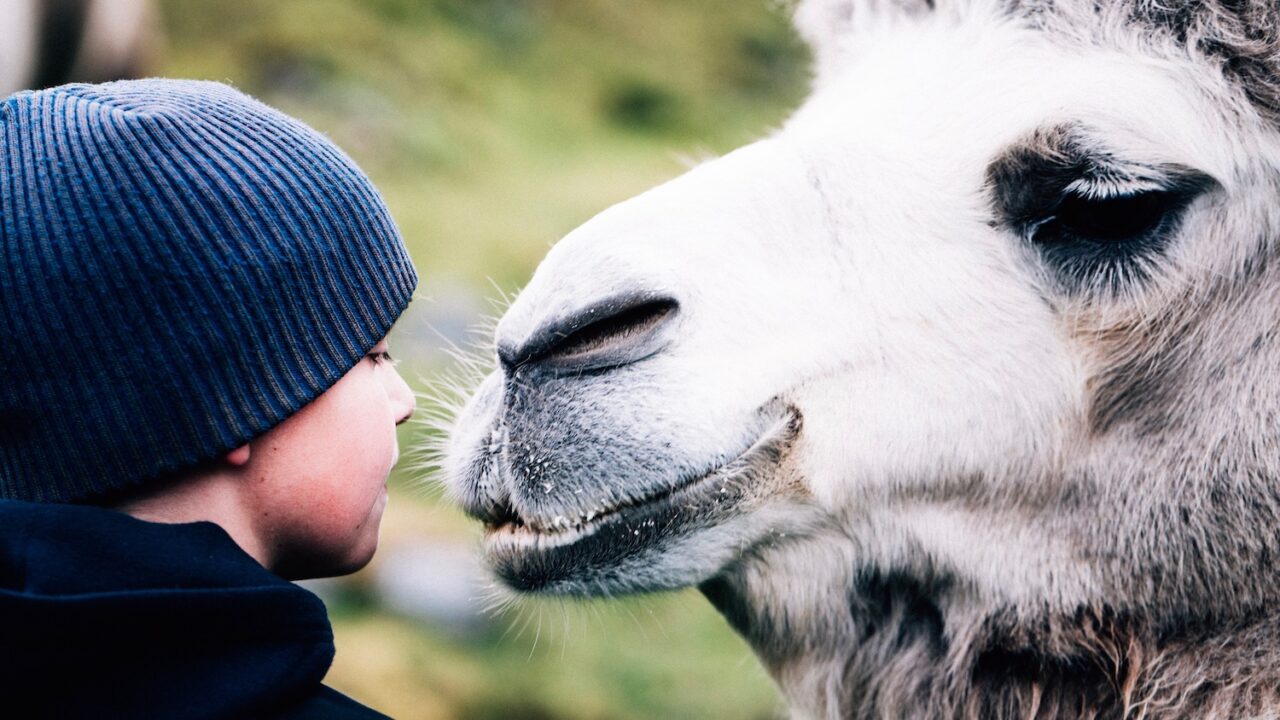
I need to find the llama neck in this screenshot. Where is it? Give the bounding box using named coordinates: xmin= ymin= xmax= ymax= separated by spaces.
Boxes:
xmin=702 ymin=542 xmax=1280 ymax=720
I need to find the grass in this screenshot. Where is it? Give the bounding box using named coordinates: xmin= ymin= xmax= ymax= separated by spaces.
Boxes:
xmin=153 ymin=1 xmax=811 ymax=716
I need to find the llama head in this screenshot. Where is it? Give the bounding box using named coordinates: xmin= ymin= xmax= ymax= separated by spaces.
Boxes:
xmin=444 ymin=0 xmax=1280 ymax=634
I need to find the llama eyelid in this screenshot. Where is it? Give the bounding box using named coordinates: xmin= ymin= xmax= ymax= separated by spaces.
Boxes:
xmin=1062 ymin=167 xmax=1218 ymax=203
xmin=985 ymin=121 xmax=1216 ymax=231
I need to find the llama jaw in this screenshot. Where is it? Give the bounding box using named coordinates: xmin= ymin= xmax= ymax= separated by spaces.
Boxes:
xmin=481 ymin=403 xmax=804 ymax=593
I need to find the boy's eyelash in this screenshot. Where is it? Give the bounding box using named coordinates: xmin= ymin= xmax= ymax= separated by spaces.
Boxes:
xmin=366 ymin=351 xmax=396 ymax=366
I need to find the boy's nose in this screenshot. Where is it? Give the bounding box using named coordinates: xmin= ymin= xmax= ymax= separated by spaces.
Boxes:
xmin=388 ymin=372 xmax=416 ymax=425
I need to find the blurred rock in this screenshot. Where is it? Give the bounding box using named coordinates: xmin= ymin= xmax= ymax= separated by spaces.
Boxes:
xmin=393 ymin=278 xmax=490 ymax=366
xmin=297 ymin=576 xmax=348 ymax=606
xmin=372 ymin=540 xmax=495 ymax=639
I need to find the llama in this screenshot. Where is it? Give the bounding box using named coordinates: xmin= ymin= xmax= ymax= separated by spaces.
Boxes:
xmin=443 ymin=0 xmax=1280 ymax=716
xmin=0 ymin=0 xmax=154 ymax=97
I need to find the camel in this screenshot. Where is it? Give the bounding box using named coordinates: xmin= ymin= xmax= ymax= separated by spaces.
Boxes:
xmin=442 ymin=0 xmax=1280 ymax=716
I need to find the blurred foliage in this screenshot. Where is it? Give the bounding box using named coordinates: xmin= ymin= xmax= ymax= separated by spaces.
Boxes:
xmin=157 ymin=0 xmax=810 ymax=290
xmin=327 ymin=557 xmax=784 ymax=719
xmin=154 ymin=1 xmax=810 ymax=717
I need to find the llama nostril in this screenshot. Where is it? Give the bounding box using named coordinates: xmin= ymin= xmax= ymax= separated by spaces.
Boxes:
xmin=498 ymin=293 xmax=679 ymax=374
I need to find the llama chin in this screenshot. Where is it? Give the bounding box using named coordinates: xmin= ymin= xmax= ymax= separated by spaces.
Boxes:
xmin=444 ymin=1 xmax=1280 ymax=717
xmin=477 ymin=401 xmax=806 ymax=595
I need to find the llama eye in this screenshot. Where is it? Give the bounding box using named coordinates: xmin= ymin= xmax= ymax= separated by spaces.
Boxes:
xmin=1021 ymin=181 xmax=1211 ymax=292
xmin=1031 ymin=190 xmax=1177 ymax=248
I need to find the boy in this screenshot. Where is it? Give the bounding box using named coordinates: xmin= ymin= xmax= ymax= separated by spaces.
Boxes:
xmin=0 ymin=79 xmax=417 ymax=718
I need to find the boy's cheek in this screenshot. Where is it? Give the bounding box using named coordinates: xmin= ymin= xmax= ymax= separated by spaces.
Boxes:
xmin=265 ymin=484 xmax=388 ymax=579
xmin=248 ymin=365 xmax=400 ymax=578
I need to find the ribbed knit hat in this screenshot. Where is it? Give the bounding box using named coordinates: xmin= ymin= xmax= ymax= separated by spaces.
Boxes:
xmin=0 ymin=79 xmax=418 ymax=503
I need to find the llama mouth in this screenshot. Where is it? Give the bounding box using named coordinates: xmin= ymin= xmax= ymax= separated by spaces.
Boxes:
xmin=482 ymin=403 xmax=803 ymax=592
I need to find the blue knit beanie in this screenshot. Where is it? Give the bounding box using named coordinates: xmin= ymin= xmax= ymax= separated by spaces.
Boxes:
xmin=0 ymin=79 xmax=418 ymax=503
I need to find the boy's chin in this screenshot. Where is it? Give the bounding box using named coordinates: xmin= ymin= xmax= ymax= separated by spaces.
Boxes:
xmin=275 ymin=545 xmax=378 ymax=581
xmin=272 ymin=531 xmax=382 ymax=581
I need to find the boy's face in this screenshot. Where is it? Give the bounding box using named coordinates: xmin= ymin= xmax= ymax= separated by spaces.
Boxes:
xmin=244 ymin=337 xmax=415 ymax=579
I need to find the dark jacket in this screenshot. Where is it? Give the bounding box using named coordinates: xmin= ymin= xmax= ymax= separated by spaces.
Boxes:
xmin=0 ymin=499 xmax=389 ymax=719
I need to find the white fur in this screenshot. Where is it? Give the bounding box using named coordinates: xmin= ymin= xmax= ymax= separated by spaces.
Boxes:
xmin=446 ymin=1 xmax=1280 ymax=716
xmin=489 ymin=5 xmax=1259 ymax=605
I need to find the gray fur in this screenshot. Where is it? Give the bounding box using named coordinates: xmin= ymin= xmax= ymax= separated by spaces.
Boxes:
xmin=728 ymin=5 xmax=1280 ymax=716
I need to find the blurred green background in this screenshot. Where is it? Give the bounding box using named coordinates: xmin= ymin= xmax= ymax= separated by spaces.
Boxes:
xmin=154 ymin=1 xmax=811 ymax=717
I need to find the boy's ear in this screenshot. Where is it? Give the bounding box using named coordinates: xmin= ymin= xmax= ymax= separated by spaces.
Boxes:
xmin=225 ymin=444 xmax=251 ymax=467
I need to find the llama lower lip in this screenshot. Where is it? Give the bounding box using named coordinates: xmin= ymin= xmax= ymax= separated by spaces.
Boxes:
xmin=482 ymin=404 xmax=802 ymax=592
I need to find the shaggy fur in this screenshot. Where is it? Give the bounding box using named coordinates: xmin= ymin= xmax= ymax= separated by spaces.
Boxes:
xmin=443 ymin=1 xmax=1280 ymax=717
